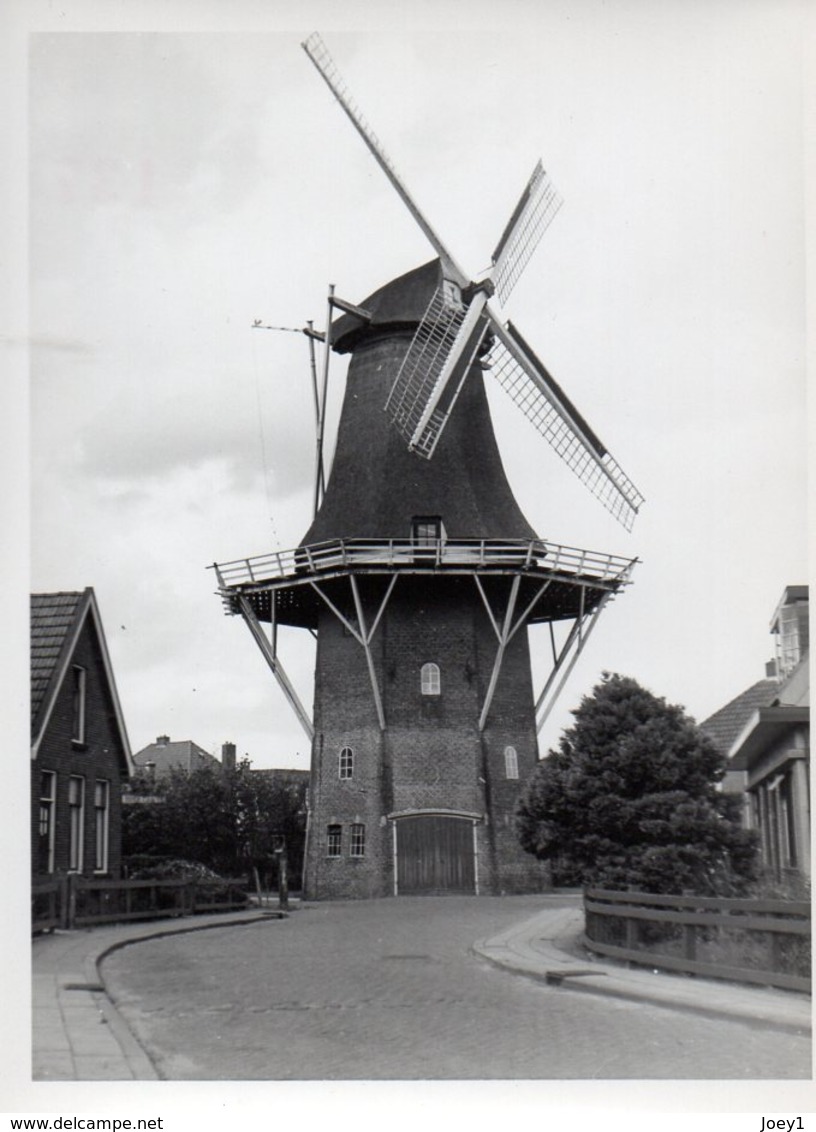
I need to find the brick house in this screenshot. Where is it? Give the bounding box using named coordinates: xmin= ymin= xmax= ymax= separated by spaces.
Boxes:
xmin=701 ymin=585 xmax=809 ymax=881
xmin=31 ymin=589 xmax=133 ymax=879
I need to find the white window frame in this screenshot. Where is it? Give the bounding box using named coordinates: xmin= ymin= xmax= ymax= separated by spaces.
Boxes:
xmin=94 ymin=779 xmax=110 ymax=873
xmin=326 ymin=823 xmax=342 ymax=858
xmin=71 ymin=665 xmax=87 ymax=746
xmin=504 ymin=745 xmax=519 ymax=780
xmin=68 ymin=775 xmax=85 ymax=872
xmin=338 ymin=746 xmax=354 ymax=780
xmin=38 ymin=771 xmax=57 ymax=874
xmin=421 ymin=662 xmax=441 ymax=696
xmin=350 ymin=823 xmax=366 ymax=858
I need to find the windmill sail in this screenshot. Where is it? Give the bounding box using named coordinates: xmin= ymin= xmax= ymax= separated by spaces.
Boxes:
xmin=384 ymin=283 xmax=489 ymax=457
xmin=384 ymin=160 xmax=563 ymax=459
xmin=302 ymin=32 xmax=467 ymax=287
xmin=486 ymin=320 xmax=644 ymax=530
xmin=491 ymin=162 xmax=564 ymax=305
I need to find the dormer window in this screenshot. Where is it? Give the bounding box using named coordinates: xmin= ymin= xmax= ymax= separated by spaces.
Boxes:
xmin=412 ymin=516 xmax=445 ymax=549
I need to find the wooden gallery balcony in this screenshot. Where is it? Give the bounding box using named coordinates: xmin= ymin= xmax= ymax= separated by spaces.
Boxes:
xmin=211 ymin=537 xmax=637 ymax=630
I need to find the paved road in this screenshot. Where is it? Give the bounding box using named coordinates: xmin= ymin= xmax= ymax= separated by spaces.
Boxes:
xmin=101 ymin=896 xmax=811 ymax=1080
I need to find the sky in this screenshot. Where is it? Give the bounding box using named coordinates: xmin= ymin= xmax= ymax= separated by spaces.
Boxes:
xmin=8 ymin=0 xmax=811 ymax=773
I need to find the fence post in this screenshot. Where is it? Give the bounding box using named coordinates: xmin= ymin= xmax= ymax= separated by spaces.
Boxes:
xmin=683 ymin=922 xmax=697 ymax=963
xmin=770 ymin=928 xmax=782 ymax=976
xmin=625 ymin=915 xmax=637 ymax=952
xmin=58 ymin=876 xmax=69 ymax=930
xmin=66 ymin=874 xmax=77 ymax=931
xmin=279 ymin=848 xmax=289 ymax=912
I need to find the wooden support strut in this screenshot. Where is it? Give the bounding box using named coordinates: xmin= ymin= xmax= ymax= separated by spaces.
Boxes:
xmin=534 ymin=588 xmax=614 ymax=734
xmin=350 ymin=575 xmax=387 ymax=732
xmin=236 ymin=594 xmax=314 ymax=741
xmin=477 ymin=575 xmax=521 ymax=732
xmin=535 ymin=557 xmax=636 ymax=729
xmin=308 ymin=574 xmax=399 ymax=732
xmin=475 ymin=576 xmax=552 ymax=732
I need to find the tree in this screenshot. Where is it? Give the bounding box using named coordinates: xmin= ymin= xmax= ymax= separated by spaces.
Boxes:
xmin=122 ymin=759 xmax=307 ymax=885
xmin=516 ymin=673 xmax=758 ymax=895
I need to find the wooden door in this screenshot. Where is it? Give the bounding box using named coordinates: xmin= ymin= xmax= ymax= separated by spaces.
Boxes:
xmin=396 ymin=814 xmax=475 ymax=894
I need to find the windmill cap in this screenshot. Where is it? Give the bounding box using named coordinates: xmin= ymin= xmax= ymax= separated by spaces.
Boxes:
xmin=331 ymin=259 xmax=443 ymax=354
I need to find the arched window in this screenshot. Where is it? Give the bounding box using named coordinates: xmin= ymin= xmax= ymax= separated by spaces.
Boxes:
xmin=338 ymin=746 xmax=354 ymax=780
xmin=421 ymin=662 xmax=441 ymax=696
xmin=350 ymin=823 xmax=366 ymax=857
xmin=326 ymin=824 xmax=342 ymax=857
xmin=504 ymin=746 xmax=519 ymax=780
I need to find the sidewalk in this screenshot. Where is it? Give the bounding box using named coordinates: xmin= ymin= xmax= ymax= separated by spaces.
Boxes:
xmin=472 ymin=901 xmax=813 ymax=1036
xmin=32 ymin=908 xmax=286 ymax=1080
xmin=32 ymin=900 xmax=811 ymax=1081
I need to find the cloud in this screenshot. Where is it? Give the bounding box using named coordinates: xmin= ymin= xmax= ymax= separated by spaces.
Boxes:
xmin=29 ymin=33 xmax=273 ymax=277
xmin=67 ymin=381 xmax=313 ymax=499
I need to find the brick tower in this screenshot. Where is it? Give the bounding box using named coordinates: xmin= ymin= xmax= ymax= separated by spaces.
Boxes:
xmin=211 ymin=35 xmax=642 ymax=898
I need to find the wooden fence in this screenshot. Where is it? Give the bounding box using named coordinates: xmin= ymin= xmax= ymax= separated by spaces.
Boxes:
xmin=584 ymin=888 xmax=811 ymax=993
xmin=32 ymin=875 xmax=250 ymax=933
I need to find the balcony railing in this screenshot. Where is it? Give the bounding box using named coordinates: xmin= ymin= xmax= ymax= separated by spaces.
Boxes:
xmin=212 ymin=537 xmax=635 ymax=593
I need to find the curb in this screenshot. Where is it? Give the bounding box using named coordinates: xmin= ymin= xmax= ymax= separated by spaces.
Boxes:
xmin=36 ymin=909 xmax=289 ymax=1081
xmin=472 ymin=911 xmax=812 ymax=1037
xmin=94 ymin=911 xmax=289 ymax=1078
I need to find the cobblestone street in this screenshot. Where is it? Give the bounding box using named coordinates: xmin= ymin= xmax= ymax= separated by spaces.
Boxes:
xmin=100 ymin=896 xmax=811 ymax=1080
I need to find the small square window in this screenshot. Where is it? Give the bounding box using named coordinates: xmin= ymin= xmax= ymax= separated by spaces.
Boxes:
xmin=327 ymin=824 xmax=342 ymax=858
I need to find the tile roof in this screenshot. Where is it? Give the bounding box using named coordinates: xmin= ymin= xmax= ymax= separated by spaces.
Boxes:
xmin=30 ymin=588 xmax=134 ymax=771
xmin=699 ymin=679 xmax=778 ymax=756
xmin=30 ymin=590 xmax=87 ymax=731
xmin=132 ymin=739 xmax=221 ymax=775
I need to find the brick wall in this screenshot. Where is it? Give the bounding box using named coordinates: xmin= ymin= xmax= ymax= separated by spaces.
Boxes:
xmin=304 ymin=574 xmax=548 ymax=897
xmin=32 ymin=617 xmax=127 ymax=879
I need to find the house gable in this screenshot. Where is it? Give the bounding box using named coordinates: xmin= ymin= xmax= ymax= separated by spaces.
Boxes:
xmin=31 ymin=588 xmax=133 ymax=775
xmin=699 ymin=678 xmax=778 ymax=756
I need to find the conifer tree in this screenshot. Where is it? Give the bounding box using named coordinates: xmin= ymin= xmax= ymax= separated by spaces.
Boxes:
xmin=516 ymin=673 xmax=758 ymax=894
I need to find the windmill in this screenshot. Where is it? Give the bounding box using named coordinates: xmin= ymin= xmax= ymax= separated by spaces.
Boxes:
xmin=302 ymin=33 xmax=643 ymax=532
xmin=212 ymin=34 xmax=643 ymax=899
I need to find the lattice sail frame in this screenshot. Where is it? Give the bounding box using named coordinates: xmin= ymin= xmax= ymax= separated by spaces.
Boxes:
xmin=302 ymin=32 xmax=466 ymax=284
xmin=485 ymin=330 xmax=645 ymax=531
xmin=384 ymin=284 xmax=489 ymax=457
xmin=491 ymin=161 xmax=564 ymax=304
